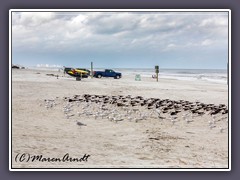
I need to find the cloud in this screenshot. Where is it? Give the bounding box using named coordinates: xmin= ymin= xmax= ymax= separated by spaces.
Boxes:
xmin=11 ymin=11 xmax=229 ymax=68
xmin=201 ymin=39 xmax=214 ymax=46
xmin=199 ymin=16 xmax=228 ymax=27
xmin=16 ymin=12 xmax=56 ymax=26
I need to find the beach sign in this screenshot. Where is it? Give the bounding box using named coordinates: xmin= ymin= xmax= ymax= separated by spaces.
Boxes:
xmin=135 ymin=74 xmax=141 ymax=81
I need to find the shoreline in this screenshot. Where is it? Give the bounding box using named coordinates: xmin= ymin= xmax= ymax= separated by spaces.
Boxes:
xmin=14 ymin=67 xmax=228 ymax=85
xmin=12 ymin=69 xmax=228 ymax=104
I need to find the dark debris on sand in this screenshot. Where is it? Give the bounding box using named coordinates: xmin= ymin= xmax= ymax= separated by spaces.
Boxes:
xmin=65 ymin=94 xmax=228 ymax=116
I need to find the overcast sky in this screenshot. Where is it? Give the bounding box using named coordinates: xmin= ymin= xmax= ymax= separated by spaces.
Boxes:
xmin=12 ymin=11 xmax=229 ymax=69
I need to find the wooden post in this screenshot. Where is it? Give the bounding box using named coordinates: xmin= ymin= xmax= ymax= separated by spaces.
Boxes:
xmin=91 ymin=62 xmax=93 ymax=78
xmin=155 ymin=65 xmax=159 ymax=82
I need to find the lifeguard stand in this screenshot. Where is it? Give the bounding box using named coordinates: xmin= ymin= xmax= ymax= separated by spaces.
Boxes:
xmin=135 ymin=74 xmax=141 ymax=81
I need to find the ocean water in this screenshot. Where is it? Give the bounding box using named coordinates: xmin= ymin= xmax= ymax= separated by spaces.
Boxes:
xmin=113 ymin=68 xmax=228 ymax=84
xmin=28 ymin=66 xmax=228 ymax=84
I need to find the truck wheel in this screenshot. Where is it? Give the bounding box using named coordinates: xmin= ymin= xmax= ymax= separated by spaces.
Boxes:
xmin=76 ymin=77 xmax=81 ymax=81
xmin=116 ymin=75 xmax=120 ymax=79
xmin=97 ymin=74 xmax=102 ymax=78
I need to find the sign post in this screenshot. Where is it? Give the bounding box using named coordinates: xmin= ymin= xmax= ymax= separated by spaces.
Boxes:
xmin=155 ymin=65 xmax=159 ymax=82
xmin=91 ymin=62 xmax=93 ymax=78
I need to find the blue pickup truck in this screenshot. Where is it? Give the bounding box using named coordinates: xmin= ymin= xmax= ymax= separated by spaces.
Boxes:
xmin=93 ymin=69 xmax=122 ymax=79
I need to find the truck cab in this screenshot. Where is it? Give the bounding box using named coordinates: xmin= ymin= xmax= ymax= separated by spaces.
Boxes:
xmin=93 ymin=69 xmax=122 ymax=79
xmin=105 ymin=69 xmax=117 ymax=77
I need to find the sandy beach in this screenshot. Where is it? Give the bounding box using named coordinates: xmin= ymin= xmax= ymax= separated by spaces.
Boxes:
xmin=11 ymin=68 xmax=229 ymax=169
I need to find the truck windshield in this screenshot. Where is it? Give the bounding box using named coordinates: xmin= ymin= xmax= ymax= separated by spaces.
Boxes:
xmin=106 ymin=70 xmax=113 ymax=73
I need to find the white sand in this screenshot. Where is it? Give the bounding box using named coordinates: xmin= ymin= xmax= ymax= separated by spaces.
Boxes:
xmin=11 ymin=69 xmax=229 ymax=168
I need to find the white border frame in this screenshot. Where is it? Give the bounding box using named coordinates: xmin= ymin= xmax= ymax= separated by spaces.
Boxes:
xmin=9 ymin=9 xmax=231 ymax=171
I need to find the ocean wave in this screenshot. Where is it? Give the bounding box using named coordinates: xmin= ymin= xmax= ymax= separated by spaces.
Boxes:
xmin=119 ymin=69 xmax=227 ymax=84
